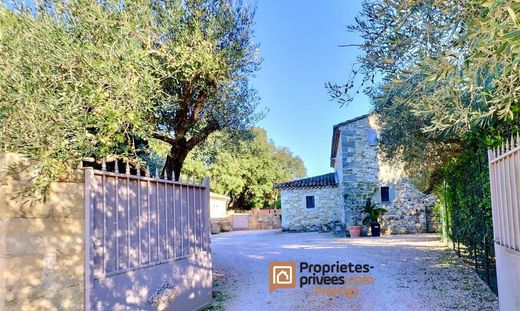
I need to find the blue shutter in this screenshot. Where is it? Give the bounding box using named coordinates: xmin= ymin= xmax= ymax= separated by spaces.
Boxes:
xmin=389 ymin=187 xmax=396 ymax=202
xmin=368 ymin=128 xmax=377 ymax=146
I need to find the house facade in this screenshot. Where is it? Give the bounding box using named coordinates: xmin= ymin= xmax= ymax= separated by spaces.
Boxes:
xmin=277 ymin=173 xmax=342 ymax=232
xmin=278 ymin=114 xmax=437 ymax=234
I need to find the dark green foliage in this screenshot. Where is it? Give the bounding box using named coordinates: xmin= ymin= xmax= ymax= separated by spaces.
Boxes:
xmin=329 ymin=0 xmax=519 ymax=292
xmin=181 ymin=128 xmax=307 ymax=210
xmin=361 ymin=199 xmax=387 ymax=225
xmin=440 ymin=136 xmax=496 ymax=292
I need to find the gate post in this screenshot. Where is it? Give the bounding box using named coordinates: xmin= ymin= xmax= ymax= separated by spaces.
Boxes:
xmin=487 ymin=150 xmax=498 ymax=241
xmin=203 ymin=177 xmax=211 ymax=252
xmin=84 ymin=168 xmax=94 ymax=311
xmin=488 ymin=147 xmax=520 ymax=310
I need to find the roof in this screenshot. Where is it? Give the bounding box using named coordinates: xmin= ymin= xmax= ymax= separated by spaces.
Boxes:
xmin=276 ymin=172 xmax=338 ymax=189
xmin=330 ymin=113 xmax=371 ymax=168
xmin=210 ymin=192 xmax=231 ymax=201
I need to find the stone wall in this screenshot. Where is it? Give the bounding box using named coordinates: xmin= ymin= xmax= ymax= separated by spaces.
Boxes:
xmin=335 ymin=115 xmax=437 ymax=234
xmin=337 ymin=116 xmax=379 ymax=227
xmin=281 ymin=187 xmax=342 ymax=232
xmin=0 ymin=153 xmax=85 ymax=310
xmin=249 ymin=209 xmax=281 ymax=230
xmin=379 ymin=181 xmax=437 ymax=234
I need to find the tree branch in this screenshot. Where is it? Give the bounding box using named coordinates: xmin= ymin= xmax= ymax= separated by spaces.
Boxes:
xmin=153 ymin=133 xmax=175 ymax=145
xmin=186 ymin=121 xmax=220 ymax=150
xmin=190 ymin=90 xmax=207 ymax=122
xmin=181 ymin=79 xmax=194 ymax=111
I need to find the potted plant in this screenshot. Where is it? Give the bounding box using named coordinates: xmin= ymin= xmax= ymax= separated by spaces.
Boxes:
xmin=362 ymin=199 xmax=387 ymax=237
xmin=347 ymin=220 xmax=362 ymax=238
xmin=211 ymin=219 xmax=221 ymax=234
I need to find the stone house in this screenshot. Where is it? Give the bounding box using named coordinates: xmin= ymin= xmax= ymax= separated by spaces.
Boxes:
xmin=278 ymin=114 xmax=437 ymax=234
xmin=277 ymin=172 xmax=342 ymax=232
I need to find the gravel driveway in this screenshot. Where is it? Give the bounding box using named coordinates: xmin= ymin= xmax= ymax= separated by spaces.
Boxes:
xmin=210 ymin=230 xmax=498 ymax=311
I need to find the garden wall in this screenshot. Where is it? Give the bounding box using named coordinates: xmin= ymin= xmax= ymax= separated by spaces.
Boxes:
xmin=248 ymin=209 xmax=281 ymax=230
xmin=0 ymin=153 xmax=85 ymax=310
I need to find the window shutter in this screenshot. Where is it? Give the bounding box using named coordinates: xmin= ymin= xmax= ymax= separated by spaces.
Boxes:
xmin=306 ymin=196 xmax=315 ymax=209
xmin=389 ymin=187 xmax=396 ymax=202
xmin=380 ymin=187 xmax=390 ymax=202
xmin=367 ymin=128 xmax=377 ymax=146
xmin=374 ymin=188 xmax=382 ymax=204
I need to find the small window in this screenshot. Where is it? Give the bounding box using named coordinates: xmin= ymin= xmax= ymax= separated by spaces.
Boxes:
xmin=381 ymin=187 xmax=390 ymax=202
xmin=368 ymin=128 xmax=378 ymax=146
xmin=306 ymin=196 xmax=315 ymax=209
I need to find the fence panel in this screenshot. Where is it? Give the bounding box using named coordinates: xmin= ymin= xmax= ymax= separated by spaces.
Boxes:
xmin=489 ymin=145 xmax=520 ymax=251
xmin=84 ymin=165 xmax=212 ymax=310
xmin=488 ymin=140 xmax=520 ymax=310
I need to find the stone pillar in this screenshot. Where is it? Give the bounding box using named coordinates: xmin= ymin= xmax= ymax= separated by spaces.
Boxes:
xmin=0 ymin=153 xmax=85 ymax=310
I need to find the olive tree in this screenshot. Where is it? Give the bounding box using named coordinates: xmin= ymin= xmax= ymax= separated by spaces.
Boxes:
xmin=150 ymin=0 xmax=262 ymax=180
xmin=0 ymin=0 xmax=262 ymax=198
xmin=0 ymin=1 xmax=158 ymax=197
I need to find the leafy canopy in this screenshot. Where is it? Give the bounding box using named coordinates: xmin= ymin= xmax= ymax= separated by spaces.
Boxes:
xmin=151 ymin=0 xmax=262 ymax=180
xmin=0 ymin=0 xmax=262 ymax=197
xmin=181 ymin=128 xmax=307 ymax=209
xmin=330 ymin=0 xmax=520 ymax=190
xmin=0 ymin=1 xmax=158 ymax=196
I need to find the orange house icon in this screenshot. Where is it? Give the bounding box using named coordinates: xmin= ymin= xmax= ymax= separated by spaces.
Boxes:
xmin=269 ymin=262 xmax=296 ymax=292
xmin=276 ymin=270 xmax=292 ymax=284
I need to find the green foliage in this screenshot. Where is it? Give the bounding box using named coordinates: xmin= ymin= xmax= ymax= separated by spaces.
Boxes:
xmin=438 ymin=137 xmax=496 ymax=291
xmin=151 ymin=0 xmax=262 ymax=179
xmin=0 ymin=1 xmax=158 ymax=198
xmin=331 ymin=0 xmax=508 ymax=290
xmin=0 ymin=0 xmax=261 ymax=197
xmin=327 ymin=0 xmax=520 ymax=192
xmin=361 ymin=199 xmax=387 ymax=225
xmin=181 ymin=128 xmax=306 ymax=209
xmin=331 ymin=0 xmax=520 ymax=139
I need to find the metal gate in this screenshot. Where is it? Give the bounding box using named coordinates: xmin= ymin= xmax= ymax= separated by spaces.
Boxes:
xmin=84 ymin=165 xmax=212 ymax=310
xmin=488 ymin=141 xmax=520 ymax=310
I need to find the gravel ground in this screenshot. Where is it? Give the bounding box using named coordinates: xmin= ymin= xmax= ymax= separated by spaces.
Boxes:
xmin=210 ymin=230 xmax=498 ymax=311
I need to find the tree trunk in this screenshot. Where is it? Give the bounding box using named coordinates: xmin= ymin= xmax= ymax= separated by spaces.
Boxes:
xmin=163 ymin=148 xmax=189 ymax=181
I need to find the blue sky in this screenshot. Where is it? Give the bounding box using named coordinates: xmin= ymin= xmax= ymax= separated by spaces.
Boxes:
xmin=249 ymin=0 xmax=371 ymax=177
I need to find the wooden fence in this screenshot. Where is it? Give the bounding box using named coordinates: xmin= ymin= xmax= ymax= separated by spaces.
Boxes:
xmin=84 ymin=163 xmax=212 ymax=310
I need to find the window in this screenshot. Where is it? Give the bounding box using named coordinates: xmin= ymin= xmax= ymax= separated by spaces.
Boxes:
xmin=367 ymin=128 xmax=378 ymax=146
xmin=306 ymin=196 xmax=315 ymax=209
xmin=380 ymin=187 xmax=390 ymax=202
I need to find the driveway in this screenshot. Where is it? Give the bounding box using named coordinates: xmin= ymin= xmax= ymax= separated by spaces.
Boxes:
xmin=211 ymin=230 xmax=498 ymax=311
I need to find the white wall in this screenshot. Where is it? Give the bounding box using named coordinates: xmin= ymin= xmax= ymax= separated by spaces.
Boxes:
xmin=495 ymin=244 xmax=520 ymax=311
xmin=209 ymin=193 xmax=230 ymax=219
